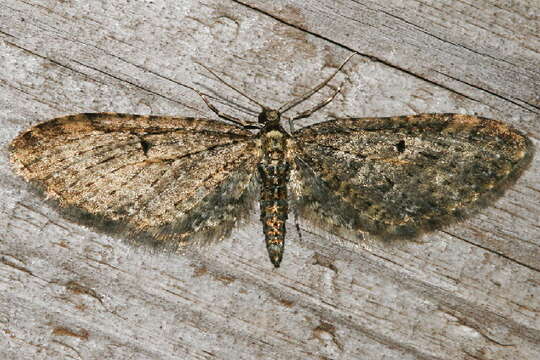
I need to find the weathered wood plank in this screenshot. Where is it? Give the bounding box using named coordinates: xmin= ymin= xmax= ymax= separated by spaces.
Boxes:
xmin=1 ymin=1 xmax=538 ymax=359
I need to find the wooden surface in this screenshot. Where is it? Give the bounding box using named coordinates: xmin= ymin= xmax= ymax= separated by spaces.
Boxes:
xmin=1 ymin=1 xmax=538 ymax=359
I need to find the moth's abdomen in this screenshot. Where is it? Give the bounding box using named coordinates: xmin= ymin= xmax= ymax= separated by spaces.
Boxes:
xmin=258 ymin=130 xmax=290 ymax=268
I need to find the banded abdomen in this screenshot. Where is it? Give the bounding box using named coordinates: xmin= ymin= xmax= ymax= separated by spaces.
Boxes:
xmin=258 ymin=129 xmax=290 ymax=268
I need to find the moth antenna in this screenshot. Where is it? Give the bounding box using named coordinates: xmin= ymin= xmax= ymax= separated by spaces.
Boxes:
xmin=278 ymin=53 xmax=355 ymax=114
xmin=192 ymin=87 xmax=262 ymax=128
xmin=289 ymin=80 xmax=346 ymax=124
xmin=195 ymin=61 xmax=266 ymax=109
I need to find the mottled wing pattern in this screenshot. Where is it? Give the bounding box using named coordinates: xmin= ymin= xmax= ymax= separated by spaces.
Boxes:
xmin=292 ymin=114 xmax=533 ymax=240
xmin=9 ymin=113 xmax=260 ymax=251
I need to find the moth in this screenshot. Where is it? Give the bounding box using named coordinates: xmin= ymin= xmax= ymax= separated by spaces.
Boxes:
xmin=9 ymin=55 xmax=533 ymax=267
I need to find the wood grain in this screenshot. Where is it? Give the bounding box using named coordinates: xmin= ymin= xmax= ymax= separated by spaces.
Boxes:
xmin=1 ymin=1 xmax=538 ymax=359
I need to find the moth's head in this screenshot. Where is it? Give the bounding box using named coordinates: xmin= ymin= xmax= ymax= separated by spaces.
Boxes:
xmin=258 ymin=108 xmax=281 ymax=127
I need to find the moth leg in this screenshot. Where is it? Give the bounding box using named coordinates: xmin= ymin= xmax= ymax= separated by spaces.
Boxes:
xmin=293 ymin=207 xmax=303 ymax=243
xmin=290 ymin=80 xmax=345 ymax=126
xmin=194 ymin=89 xmax=262 ymax=129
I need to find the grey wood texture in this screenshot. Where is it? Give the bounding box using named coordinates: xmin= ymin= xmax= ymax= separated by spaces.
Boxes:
xmin=1 ymin=1 xmax=538 ymax=359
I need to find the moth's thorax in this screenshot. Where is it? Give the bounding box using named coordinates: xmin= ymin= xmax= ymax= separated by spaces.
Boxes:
xmin=261 ymin=130 xmax=286 ymax=159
